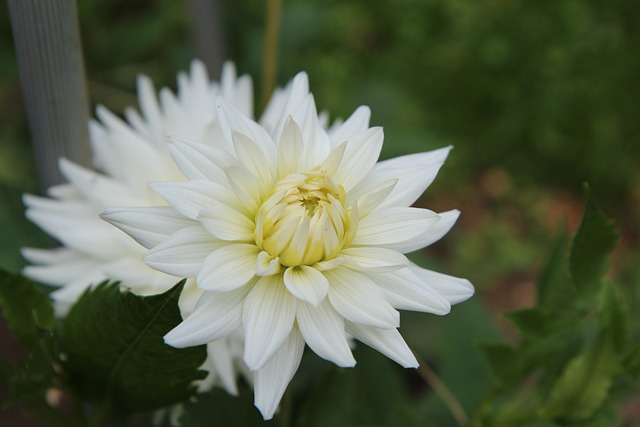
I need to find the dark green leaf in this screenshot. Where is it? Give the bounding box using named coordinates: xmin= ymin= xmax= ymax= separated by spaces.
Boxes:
xmin=480 ymin=343 xmax=519 ymax=386
xmin=60 ymin=281 xmax=206 ymax=414
xmin=297 ymin=346 xmax=407 ymax=427
xmin=569 ymin=185 xmax=619 ymax=301
xmin=546 ymin=332 xmax=618 ymax=421
xmin=7 ymin=334 xmax=56 ymax=405
xmin=505 ymin=308 xmax=577 ymax=338
xmin=598 ymin=283 xmax=629 ymax=352
xmin=0 ymin=269 xmax=54 ymax=347
xmin=536 ymin=227 xmax=571 ymax=308
xmin=0 ymin=182 xmax=51 ymax=272
xmin=178 ymin=386 xmax=270 ymax=427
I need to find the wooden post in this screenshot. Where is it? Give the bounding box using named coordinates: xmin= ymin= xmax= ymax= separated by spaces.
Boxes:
xmin=8 ymin=0 xmax=91 ymax=189
xmin=186 ymin=0 xmax=225 ymax=79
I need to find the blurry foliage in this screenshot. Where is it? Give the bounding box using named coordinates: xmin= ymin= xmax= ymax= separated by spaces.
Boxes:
xmin=1 ymin=1 xmax=640 ymax=425
xmin=238 ymin=0 xmax=640 ymax=211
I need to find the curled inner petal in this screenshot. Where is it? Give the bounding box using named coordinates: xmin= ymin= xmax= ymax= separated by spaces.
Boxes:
xmin=255 ymin=171 xmax=356 ymax=267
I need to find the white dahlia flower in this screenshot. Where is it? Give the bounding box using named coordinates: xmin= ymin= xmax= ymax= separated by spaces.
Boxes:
xmin=103 ymin=71 xmax=474 ymax=419
xmin=22 ymin=60 xmax=254 ymax=396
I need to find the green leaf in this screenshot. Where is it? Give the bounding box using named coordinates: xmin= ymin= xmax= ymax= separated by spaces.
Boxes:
xmin=480 ymin=343 xmax=519 ymax=386
xmin=60 ymin=281 xmax=207 ymax=414
xmin=0 ymin=269 xmax=54 ymax=347
xmin=7 ymin=334 xmax=56 ymax=405
xmin=598 ymin=283 xmax=629 ymax=352
xmin=536 ymin=227 xmax=571 ymax=309
xmin=505 ymin=307 xmax=579 ymax=338
xmin=569 ymin=185 xmax=619 ymax=301
xmin=177 ymin=386 xmax=270 ymax=427
xmin=545 ymin=332 xmax=618 ymax=421
xmin=297 ymin=346 xmax=407 ymax=427
xmin=0 ymin=182 xmax=51 ymax=272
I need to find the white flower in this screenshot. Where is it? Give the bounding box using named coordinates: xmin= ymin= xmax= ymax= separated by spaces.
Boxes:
xmin=103 ymin=72 xmax=474 ymax=419
xmin=22 ymin=60 xmax=253 ymax=396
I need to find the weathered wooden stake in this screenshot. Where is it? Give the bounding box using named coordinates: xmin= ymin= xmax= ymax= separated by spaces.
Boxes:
xmin=186 ymin=0 xmax=225 ymax=79
xmin=8 ymin=0 xmax=91 ymax=189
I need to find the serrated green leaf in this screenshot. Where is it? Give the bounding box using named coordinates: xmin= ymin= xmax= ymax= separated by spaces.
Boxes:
xmin=598 ymin=283 xmax=629 ymax=352
xmin=0 ymin=269 xmax=54 ymax=347
xmin=546 ymin=332 xmax=618 ymax=421
xmin=537 ymin=227 xmax=571 ymax=308
xmin=7 ymin=334 xmax=56 ymax=405
xmin=505 ymin=307 xmax=579 ymax=338
xmin=480 ymin=343 xmax=519 ymax=386
xmin=569 ymin=185 xmax=619 ymax=301
xmin=60 ymin=281 xmax=206 ymax=414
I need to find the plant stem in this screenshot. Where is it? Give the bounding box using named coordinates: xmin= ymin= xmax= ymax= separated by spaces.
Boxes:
xmin=261 ymin=0 xmax=282 ymax=111
xmin=414 ymin=352 xmax=469 ymax=427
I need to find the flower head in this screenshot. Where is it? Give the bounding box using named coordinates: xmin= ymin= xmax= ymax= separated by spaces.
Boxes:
xmin=104 ymin=72 xmax=474 ymax=419
xmin=23 ymin=60 xmax=254 ymax=396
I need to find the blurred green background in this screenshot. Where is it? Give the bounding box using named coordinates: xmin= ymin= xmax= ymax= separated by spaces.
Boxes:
xmin=1 ymin=0 xmax=639 ymax=425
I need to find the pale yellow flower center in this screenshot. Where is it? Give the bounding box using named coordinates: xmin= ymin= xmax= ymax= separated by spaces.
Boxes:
xmin=255 ymin=171 xmax=356 ymax=267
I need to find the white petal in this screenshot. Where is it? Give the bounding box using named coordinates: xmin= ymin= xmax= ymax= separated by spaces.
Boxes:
xmin=197 ymin=244 xmax=260 ymax=292
xmin=351 ymin=146 xmax=451 ymax=209
xmin=333 ymin=127 xmax=384 ymax=191
xmin=352 ymin=207 xmax=441 ymax=253
xmin=354 ymin=179 xmax=397 ymax=217
xmin=224 ymin=166 xmax=263 ymax=215
xmin=325 ymin=267 xmax=399 ymax=329
xmin=291 ymin=95 xmax=331 ymax=170
xmin=204 ymin=340 xmax=239 ymax=395
xmin=50 ymin=274 xmax=106 ymax=315
xmin=232 ymin=131 xmax=273 ymax=188
xmin=168 ymin=136 xmax=236 ymax=181
xmin=369 ymin=268 xmax=451 ymax=315
xmin=198 ymin=204 xmax=255 ymax=242
xmin=58 ymin=158 xmax=141 ymax=207
xmin=22 ymin=255 xmax=100 ymax=287
xmin=409 ymin=265 xmax=475 ymax=305
xmin=276 ymin=117 xmax=303 ymax=179
xmin=23 ymin=193 xmax=93 ymax=215
xmin=216 ymin=96 xmax=276 ymax=164
xmin=26 ymin=209 xmax=123 ymax=259
xmin=135 ymin=74 xmax=163 ymax=145
xmin=346 ymin=322 xmax=418 ymax=368
xmin=101 ymin=206 xmax=196 ymax=249
xmin=254 ymin=328 xmax=305 ymax=420
xmin=151 ymin=180 xmax=237 ymax=220
xmin=177 ymin=279 xmax=204 ymax=317
xmin=256 ymin=251 xmax=281 ymax=276
xmin=328 ymin=105 xmax=371 ymax=148
xmin=297 ymin=299 xmax=355 ymax=367
xmin=21 ymin=247 xmax=78 ymax=265
xmin=102 ymin=256 xmax=176 ymax=292
xmin=143 ymin=225 xmax=224 ymax=277
xmin=164 ymin=286 xmax=252 ymax=347
xmin=313 ymin=257 xmax=346 ymax=272
xmin=243 ymin=275 xmax=297 ymax=370
xmin=283 ymin=266 xmax=329 ymax=306
xmin=268 ymin=72 xmax=310 ymax=140
xmin=341 ymin=247 xmax=409 ymax=272
xmin=406 ymin=209 xmax=460 ymax=250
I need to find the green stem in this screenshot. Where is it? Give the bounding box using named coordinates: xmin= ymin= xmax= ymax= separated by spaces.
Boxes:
xmin=261 ymin=0 xmax=282 ymax=110
xmin=414 ymin=352 xmax=469 ymax=427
